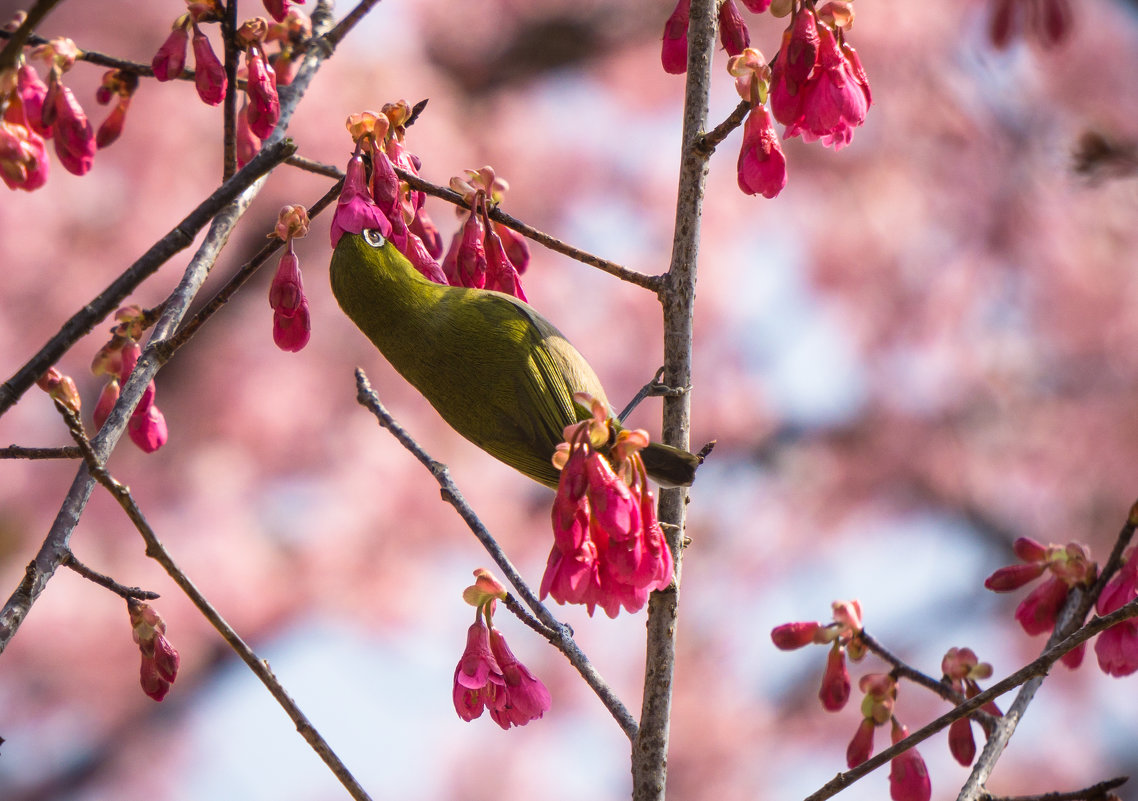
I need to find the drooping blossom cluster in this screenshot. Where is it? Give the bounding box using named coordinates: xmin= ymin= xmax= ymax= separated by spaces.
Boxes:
xmin=269 ymin=204 xmax=312 ymax=352
xmin=153 ymin=2 xmax=228 ymax=105
xmin=539 ymin=395 xmax=674 ymax=618
xmin=1094 ymin=546 xmax=1138 ymax=677
xmin=660 ymin=1 xmax=869 ymax=198
xmin=661 ymin=0 xmax=772 ymax=74
xmin=333 ymin=104 xmax=530 ymax=299
xmin=771 ymin=599 xmax=864 ymax=710
xmin=91 ymin=306 xmax=169 ymax=453
xmin=35 ymin=366 xmax=81 ymax=416
xmin=452 ymin=569 xmax=551 ymax=729
xmin=984 ymin=537 xmax=1096 ymax=668
xmin=0 ymin=25 xmax=134 ymax=190
xmin=769 ymin=1 xmax=870 ymax=151
xmin=128 ymin=599 xmax=180 ymax=702
xmin=444 ymin=167 xmax=530 ymax=299
xmin=231 ymin=18 xmax=283 ymax=166
xmin=941 ymin=647 xmax=1001 ymax=766
xmin=984 ymin=0 xmax=1072 ymax=50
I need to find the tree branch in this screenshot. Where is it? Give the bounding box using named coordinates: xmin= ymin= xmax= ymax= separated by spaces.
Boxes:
xmin=353 ymin=369 xmax=639 ymax=740
xmin=633 ymin=0 xmax=717 ymax=796
xmin=56 ymin=404 xmax=375 ymax=801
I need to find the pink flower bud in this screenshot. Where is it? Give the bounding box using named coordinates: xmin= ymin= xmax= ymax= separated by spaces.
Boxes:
xmin=330 ymin=150 xmax=392 ymax=247
xmin=1094 ymin=619 xmax=1138 ymax=677
xmin=269 ymin=249 xmax=311 ymax=352
xmin=244 ymin=47 xmax=279 ymax=138
xmin=888 ymin=723 xmax=931 ymax=801
xmin=152 ymin=25 xmax=189 ymax=82
xmin=1012 ymin=536 xmax=1049 ymax=563
xmin=488 ymin=627 xmax=551 ymax=729
xmin=661 ymin=0 xmax=690 ymax=75
xmin=737 ymin=106 xmax=787 ymax=198
xmin=191 ymin=26 xmax=227 ymax=106
xmin=453 ymin=622 xmax=506 ymax=722
xmin=948 ymin=717 xmax=975 ymax=766
xmin=770 ymin=621 xmax=823 ymax=650
xmin=16 ymin=64 xmax=51 ymax=137
xmin=484 ymin=228 xmax=527 ymax=300
xmin=128 ymin=404 xmax=168 ymax=452
xmin=94 ymin=379 xmax=119 ymax=430
xmin=1013 ymin=575 xmax=1069 ymax=636
xmin=129 ymin=600 xmax=180 ymax=700
xmin=846 ymin=717 xmax=875 ymax=768
xmin=236 ymin=102 xmax=262 ymax=167
xmin=401 ymin=230 xmax=449 ymax=285
xmin=492 ymin=221 xmax=530 ymax=273
xmin=262 ymin=0 xmax=304 ymax=23
xmin=454 ymin=211 xmax=487 ymax=289
xmin=819 ymin=643 xmax=850 ymax=711
xmin=0 ymin=119 xmax=49 ymax=191
xmin=785 ymin=6 xmax=820 ymax=85
xmin=96 ymin=97 xmax=130 ymax=149
xmin=984 ymin=561 xmax=1047 ymax=591
xmin=51 ymin=82 xmax=95 ymax=176
xmin=36 ymin=367 xmax=81 ymax=414
xmin=718 ymin=0 xmax=750 ymax=57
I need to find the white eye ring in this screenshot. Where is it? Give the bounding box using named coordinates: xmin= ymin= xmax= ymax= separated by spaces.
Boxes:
xmin=362 ymin=229 xmax=386 ymax=248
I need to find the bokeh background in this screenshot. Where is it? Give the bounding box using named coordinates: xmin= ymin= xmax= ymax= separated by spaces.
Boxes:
xmin=3 ymin=0 xmax=1138 ymax=799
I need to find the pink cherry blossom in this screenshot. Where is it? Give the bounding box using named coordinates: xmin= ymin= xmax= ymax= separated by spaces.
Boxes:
xmin=51 ymin=82 xmax=94 ymax=175
xmin=487 ymin=628 xmax=551 ymax=729
xmin=718 ymin=0 xmax=750 ymax=57
xmin=452 ymin=622 xmax=505 ymax=721
xmin=737 ymin=106 xmax=787 ymax=199
xmin=152 ymin=25 xmax=189 ymax=82
xmin=660 ymin=0 xmax=690 ymax=75
xmin=245 ymin=47 xmax=279 ymax=139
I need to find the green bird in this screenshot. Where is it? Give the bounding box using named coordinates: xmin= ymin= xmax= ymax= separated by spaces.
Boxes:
xmin=329 ymin=228 xmax=700 ymax=489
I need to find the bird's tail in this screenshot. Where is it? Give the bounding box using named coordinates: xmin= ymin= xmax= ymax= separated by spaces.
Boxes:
xmin=641 ymin=441 xmax=702 ymax=488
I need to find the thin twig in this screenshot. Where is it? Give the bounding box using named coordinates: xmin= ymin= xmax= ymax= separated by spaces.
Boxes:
xmin=859 ymin=629 xmax=998 ymax=733
xmin=982 ymin=776 xmax=1128 ymax=801
xmin=0 ymin=139 xmax=296 ymax=420
xmin=60 ymin=550 xmax=160 ymax=601
xmin=285 ymin=154 xmax=344 ymax=178
xmin=394 ymin=166 xmax=663 ymax=292
xmin=0 ymin=445 xmax=81 ymax=459
xmin=353 ymin=369 xmax=639 ymax=741
xmin=0 ymin=0 xmax=66 ymax=72
xmin=696 ymin=99 xmax=751 ymax=157
xmin=222 ymin=0 xmax=239 ymax=180
xmin=56 ymin=405 xmax=374 ymax=801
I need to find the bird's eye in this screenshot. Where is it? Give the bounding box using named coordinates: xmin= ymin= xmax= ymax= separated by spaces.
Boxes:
xmin=362 ymin=229 xmax=386 ymax=248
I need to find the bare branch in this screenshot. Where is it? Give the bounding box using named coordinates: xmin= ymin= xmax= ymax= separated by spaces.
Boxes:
xmin=353 ymin=369 xmax=639 ymax=741
xmin=60 ymin=551 xmax=160 ymax=601
xmin=0 ymin=445 xmax=81 ymax=459
xmin=983 ymin=776 xmax=1128 ymax=801
xmin=56 ymin=405 xmax=375 ymax=801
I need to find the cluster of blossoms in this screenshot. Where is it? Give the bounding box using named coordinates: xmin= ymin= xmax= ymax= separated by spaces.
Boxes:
xmin=443 ymin=168 xmax=530 ymax=299
xmin=984 ymin=0 xmax=1072 ymax=50
xmin=661 ymin=0 xmax=870 ymax=199
xmin=153 ymin=1 xmax=305 ymax=166
xmin=941 ymin=647 xmax=1001 ymax=766
xmin=987 ymin=533 xmax=1138 ymax=678
xmin=128 ymin=599 xmax=180 ymax=702
xmin=540 ymin=395 xmax=674 ymax=618
xmin=1 ymin=28 xmax=130 ymax=191
xmin=772 ymin=601 xmax=932 ymax=801
xmin=983 ymin=537 xmax=1096 ymax=668
xmin=268 ymin=204 xmax=312 ymax=352
xmin=91 ymin=305 xmax=169 ymax=453
xmin=332 ymin=103 xmax=529 ymax=298
xmin=452 ymin=569 xmax=551 ymax=729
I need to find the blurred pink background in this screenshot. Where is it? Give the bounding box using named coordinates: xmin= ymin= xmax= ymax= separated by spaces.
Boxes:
xmin=3 ymin=0 xmax=1138 ymax=799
